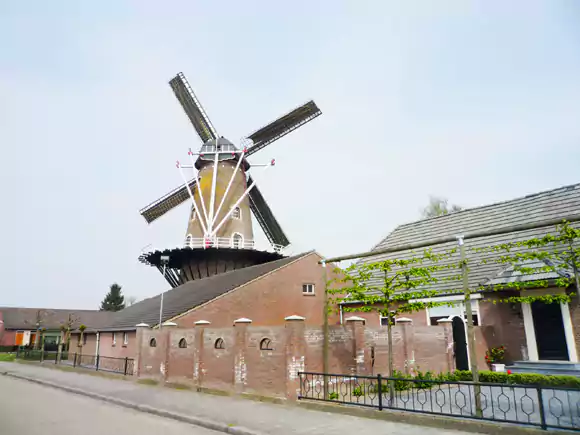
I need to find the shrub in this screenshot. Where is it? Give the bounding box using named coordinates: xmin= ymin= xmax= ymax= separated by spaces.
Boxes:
xmin=328 ymin=391 xmax=339 ymax=400
xmin=413 ymin=370 xmax=436 ymax=389
xmin=434 ymin=370 xmax=580 ymax=389
xmin=352 ymin=386 xmax=364 ymax=397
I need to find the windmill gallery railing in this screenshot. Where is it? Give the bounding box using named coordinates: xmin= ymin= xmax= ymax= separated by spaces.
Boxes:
xmin=298 ymin=372 xmax=580 ymax=431
xmin=183 ymin=236 xmax=285 ymax=253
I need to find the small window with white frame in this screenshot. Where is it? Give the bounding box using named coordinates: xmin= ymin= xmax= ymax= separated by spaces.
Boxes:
xmin=426 ymin=299 xmax=480 ymax=326
xmin=112 ymin=332 xmax=116 ymax=346
xmin=123 ymin=332 xmax=129 ymax=346
xmin=232 ymin=207 xmax=241 ymax=220
xmin=380 ymin=313 xmax=396 ymax=326
xmin=302 ymin=284 xmax=315 ymax=295
xmin=191 ymin=207 xmax=196 ymax=220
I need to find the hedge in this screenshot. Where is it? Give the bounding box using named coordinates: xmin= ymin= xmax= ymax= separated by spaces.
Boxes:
xmin=390 ymin=369 xmax=580 ymax=389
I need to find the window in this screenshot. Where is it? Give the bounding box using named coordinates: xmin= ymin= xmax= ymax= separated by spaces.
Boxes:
xmin=185 ymin=234 xmax=192 ymax=247
xmin=123 ymin=332 xmax=129 ymax=346
xmin=149 ymin=338 xmax=157 ymax=348
xmin=260 ymin=338 xmax=273 ymax=350
xmin=231 ymin=233 xmax=243 ymax=249
xmin=427 ymin=300 xmax=480 ymax=326
xmin=215 ymin=338 xmax=225 ymax=349
xmin=232 ymin=207 xmax=241 ymax=220
xmin=178 ymin=338 xmax=187 ymax=348
xmin=191 ymin=208 xmax=196 ymax=220
xmin=83 ymin=333 xmax=87 ymax=345
xmin=302 ymin=284 xmax=315 ymax=294
xmin=380 ymin=313 xmax=396 ymax=326
xmin=112 ymin=332 xmax=116 ymax=346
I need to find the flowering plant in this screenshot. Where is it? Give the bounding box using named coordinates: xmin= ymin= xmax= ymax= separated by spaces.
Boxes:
xmin=485 ymin=346 xmax=505 ymax=364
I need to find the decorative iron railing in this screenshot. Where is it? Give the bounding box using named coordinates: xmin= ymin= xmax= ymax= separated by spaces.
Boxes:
xmin=298 ymin=372 xmax=580 ymax=431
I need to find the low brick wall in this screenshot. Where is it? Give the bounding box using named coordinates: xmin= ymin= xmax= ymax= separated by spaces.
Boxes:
xmin=133 ymin=316 xmax=483 ymax=399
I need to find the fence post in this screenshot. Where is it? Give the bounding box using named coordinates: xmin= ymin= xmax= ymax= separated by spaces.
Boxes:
xmin=124 ymin=357 xmax=128 ymax=376
xmin=377 ymin=374 xmax=383 ymax=411
xmin=96 ymin=354 xmax=100 ymax=371
xmin=536 ymin=386 xmax=547 ymax=430
xmin=73 ymin=353 xmax=77 ymax=367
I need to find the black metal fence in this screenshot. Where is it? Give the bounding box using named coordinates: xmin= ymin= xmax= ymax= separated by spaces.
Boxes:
xmin=298 ymin=372 xmax=580 ymax=431
xmin=72 ymin=353 xmax=134 ymax=376
xmin=15 ymin=349 xmax=134 ymax=376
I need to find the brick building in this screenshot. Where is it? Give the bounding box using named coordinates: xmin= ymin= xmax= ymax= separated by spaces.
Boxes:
xmin=71 ymin=251 xmax=341 ymax=360
xmin=339 ymin=183 xmax=580 ymax=373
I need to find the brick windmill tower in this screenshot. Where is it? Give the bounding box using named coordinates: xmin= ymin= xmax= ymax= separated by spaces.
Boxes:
xmin=139 ymin=72 xmax=322 ymax=287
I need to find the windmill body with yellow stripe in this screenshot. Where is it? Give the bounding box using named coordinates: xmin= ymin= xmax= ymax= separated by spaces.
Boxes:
xmin=139 ymin=72 xmax=322 ymax=287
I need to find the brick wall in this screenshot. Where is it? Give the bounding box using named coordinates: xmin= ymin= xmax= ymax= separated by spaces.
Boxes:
xmin=170 ymin=253 xmax=342 ymax=328
xmin=0 ymin=330 xmax=15 ymax=347
xmin=133 ymin=316 xmax=484 ymax=399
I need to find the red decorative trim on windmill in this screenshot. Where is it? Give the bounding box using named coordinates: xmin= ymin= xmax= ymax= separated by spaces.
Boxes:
xmin=271 ymin=159 xmax=276 ymax=166
xmin=176 ymin=160 xmax=180 ymax=168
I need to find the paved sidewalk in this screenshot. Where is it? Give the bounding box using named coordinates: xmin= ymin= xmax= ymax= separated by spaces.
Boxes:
xmin=0 ymin=362 xmax=477 ymax=435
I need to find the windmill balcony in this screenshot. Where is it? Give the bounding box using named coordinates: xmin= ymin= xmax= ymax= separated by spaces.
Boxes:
xmin=184 ymin=237 xmax=255 ymax=250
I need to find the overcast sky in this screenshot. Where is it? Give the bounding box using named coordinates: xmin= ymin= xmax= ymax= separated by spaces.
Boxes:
xmin=1 ymin=1 xmax=579 ymax=309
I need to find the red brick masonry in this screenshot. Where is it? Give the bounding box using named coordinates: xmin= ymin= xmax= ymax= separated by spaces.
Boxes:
xmin=134 ymin=316 xmax=490 ymax=399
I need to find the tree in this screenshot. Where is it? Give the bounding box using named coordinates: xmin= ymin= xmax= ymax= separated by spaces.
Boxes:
xmin=329 ymin=249 xmax=457 ymax=400
xmin=422 ymin=196 xmax=462 ymax=218
xmin=100 ymin=283 xmax=125 ymax=312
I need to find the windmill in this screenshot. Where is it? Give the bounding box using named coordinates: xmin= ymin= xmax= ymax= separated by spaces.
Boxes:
xmin=138 ymin=72 xmax=322 ymax=287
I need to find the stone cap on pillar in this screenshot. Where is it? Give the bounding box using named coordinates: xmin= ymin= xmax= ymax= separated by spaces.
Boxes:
xmin=284 ymin=315 xmax=306 ymax=321
xmin=437 ymin=318 xmax=453 ymax=324
xmin=233 ymin=318 xmax=252 ymax=324
xmin=162 ymin=321 xmax=178 ymax=327
xmin=345 ymin=316 xmax=366 ymax=323
xmin=136 ymin=323 xmax=150 ymax=328
xmin=194 ymin=320 xmax=211 ymax=326
xmin=396 ymin=317 xmax=413 ymax=323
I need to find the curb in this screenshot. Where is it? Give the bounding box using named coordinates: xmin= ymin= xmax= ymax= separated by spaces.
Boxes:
xmin=2 ymin=371 xmax=261 ymax=435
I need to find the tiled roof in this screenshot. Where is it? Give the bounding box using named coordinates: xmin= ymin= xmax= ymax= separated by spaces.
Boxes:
xmin=363 ymin=183 xmax=580 ymax=293
xmin=0 ymin=307 xmax=112 ymax=331
xmin=106 ymin=252 xmax=311 ymax=329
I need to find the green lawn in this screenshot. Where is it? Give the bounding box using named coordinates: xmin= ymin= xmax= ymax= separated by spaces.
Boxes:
xmin=0 ymin=353 xmax=15 ymax=362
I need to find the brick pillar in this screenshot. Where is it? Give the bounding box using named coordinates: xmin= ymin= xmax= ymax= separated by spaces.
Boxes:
xmin=345 ymin=316 xmax=366 ymax=375
xmin=438 ymin=318 xmax=455 ymax=372
xmin=233 ymin=318 xmax=251 ymax=394
xmin=396 ymin=317 xmax=414 ymax=375
xmin=161 ymin=322 xmax=177 ymax=382
xmin=285 ymin=315 xmax=306 ymax=401
xmin=193 ymin=320 xmax=210 ymax=389
xmin=134 ymin=323 xmax=150 ymax=377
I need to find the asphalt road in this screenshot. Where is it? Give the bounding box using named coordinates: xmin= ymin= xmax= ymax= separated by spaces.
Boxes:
xmin=0 ymin=376 xmax=219 ymax=435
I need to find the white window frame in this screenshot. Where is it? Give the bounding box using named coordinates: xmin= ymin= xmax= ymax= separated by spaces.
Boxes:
xmin=420 ymin=294 xmax=482 ymax=326
xmin=191 ymin=208 xmax=196 ymax=220
xmin=231 ymin=207 xmax=241 ymax=220
xmin=231 ymin=232 xmax=244 ymax=248
xmin=302 ymin=283 xmax=315 ymax=294
xmin=112 ymin=332 xmax=117 ymax=346
xmin=123 ymin=332 xmax=129 ymax=346
xmin=379 ymin=313 xmax=397 ymax=327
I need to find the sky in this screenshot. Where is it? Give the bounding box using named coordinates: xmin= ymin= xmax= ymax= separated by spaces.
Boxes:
xmin=1 ymin=1 xmax=579 ymax=309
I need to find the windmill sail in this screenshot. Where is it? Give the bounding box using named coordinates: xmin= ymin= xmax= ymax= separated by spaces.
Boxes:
xmin=247 ymin=176 xmax=290 ymax=247
xmin=245 ymin=100 xmax=321 ymax=156
xmin=169 ymin=72 xmax=217 ymax=143
xmin=140 ymin=178 xmax=198 ymax=224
